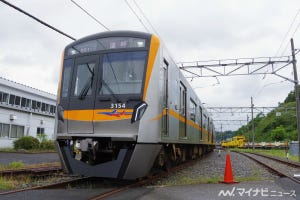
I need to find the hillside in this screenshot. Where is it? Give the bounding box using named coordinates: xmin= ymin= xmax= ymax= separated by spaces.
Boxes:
xmin=216 ymin=91 xmax=297 ymax=142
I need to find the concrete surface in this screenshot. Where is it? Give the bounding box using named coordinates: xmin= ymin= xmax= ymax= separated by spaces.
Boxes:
xmin=0 ymin=152 xmax=59 ymax=165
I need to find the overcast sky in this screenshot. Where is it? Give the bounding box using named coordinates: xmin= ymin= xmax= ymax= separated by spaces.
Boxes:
xmin=1 ymin=0 xmax=300 ymax=131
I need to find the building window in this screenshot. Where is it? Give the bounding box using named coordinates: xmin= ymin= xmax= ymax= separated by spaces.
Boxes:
xmin=10 ymin=125 xmax=24 ymax=138
xmin=21 ymin=97 xmax=26 ymax=108
xmin=0 ymin=92 xmax=9 ymax=104
xmin=45 ymin=104 xmax=49 ymax=112
xmin=9 ymin=94 xmax=15 ymax=105
xmin=50 ymin=105 xmax=56 ymax=114
xmin=36 ymin=101 xmax=41 ymax=111
xmin=37 ymin=127 xmax=45 ymax=136
xmin=26 ymin=99 xmax=31 ymax=108
xmin=15 ymin=96 xmax=21 ymax=106
xmin=32 ymin=100 xmax=37 ymax=109
xmin=41 ymin=103 xmax=46 ymax=112
xmin=0 ymin=123 xmax=10 ymax=138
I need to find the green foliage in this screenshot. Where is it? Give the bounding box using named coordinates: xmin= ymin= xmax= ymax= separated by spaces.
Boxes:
xmin=37 ymin=133 xmax=47 ymax=143
xmin=13 ymin=135 xmax=55 ymax=151
xmin=284 ymin=91 xmax=295 ymax=104
xmin=233 ymin=91 xmax=297 ymax=142
xmin=270 ymin=126 xmax=286 ymax=141
xmin=8 ymin=161 xmax=24 ymax=169
xmin=13 ymin=136 xmax=40 ymax=150
xmin=40 ymin=140 xmax=55 ymax=150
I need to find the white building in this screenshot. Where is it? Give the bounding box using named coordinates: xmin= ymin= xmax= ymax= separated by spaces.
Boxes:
xmin=0 ymin=77 xmax=56 ymax=148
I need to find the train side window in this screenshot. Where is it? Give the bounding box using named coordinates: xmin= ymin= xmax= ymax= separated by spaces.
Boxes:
xmin=179 ymin=82 xmax=187 ymax=138
xmin=73 ymin=63 xmax=95 ymax=96
xmin=61 ymin=59 xmax=73 ymax=98
xmin=189 ymin=99 xmax=196 ymax=122
xmin=199 ymin=106 xmax=203 ymax=140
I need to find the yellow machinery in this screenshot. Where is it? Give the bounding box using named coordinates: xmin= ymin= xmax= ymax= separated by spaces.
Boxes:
xmin=221 ymin=135 xmax=246 ymax=148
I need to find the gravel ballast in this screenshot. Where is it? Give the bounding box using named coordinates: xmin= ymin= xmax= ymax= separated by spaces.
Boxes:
xmin=154 ymin=149 xmax=279 ymax=186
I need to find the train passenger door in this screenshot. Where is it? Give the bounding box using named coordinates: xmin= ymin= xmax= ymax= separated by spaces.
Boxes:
xmin=68 ymin=55 xmax=99 ymax=134
xmin=179 ymin=82 xmax=187 ymax=138
xmin=162 ymin=59 xmax=169 ymax=136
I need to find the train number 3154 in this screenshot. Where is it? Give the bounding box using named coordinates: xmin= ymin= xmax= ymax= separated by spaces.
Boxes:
xmin=110 ymin=103 xmax=126 ymax=109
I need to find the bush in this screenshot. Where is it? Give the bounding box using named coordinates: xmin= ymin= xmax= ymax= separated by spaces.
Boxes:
xmin=40 ymin=140 xmax=55 ymax=150
xmin=13 ymin=136 xmax=40 ymax=150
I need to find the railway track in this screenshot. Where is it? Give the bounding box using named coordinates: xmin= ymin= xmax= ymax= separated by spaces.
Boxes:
xmin=0 ymin=176 xmax=91 ymax=195
xmin=0 ymin=153 xmax=211 ymax=199
xmin=235 ymin=151 xmax=300 ymax=184
xmin=88 ymin=154 xmax=208 ymax=200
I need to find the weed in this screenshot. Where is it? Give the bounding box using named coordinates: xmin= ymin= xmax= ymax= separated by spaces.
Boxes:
xmin=8 ymin=161 xmax=24 ymax=169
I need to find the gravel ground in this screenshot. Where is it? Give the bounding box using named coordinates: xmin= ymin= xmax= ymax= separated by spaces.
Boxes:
xmin=153 ymin=149 xmax=278 ymax=186
xmin=249 ymin=153 xmax=300 ymax=178
xmin=0 ymin=152 xmax=59 ymax=165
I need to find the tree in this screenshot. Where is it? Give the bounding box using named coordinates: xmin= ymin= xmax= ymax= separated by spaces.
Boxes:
xmin=270 ymin=126 xmax=286 ymax=141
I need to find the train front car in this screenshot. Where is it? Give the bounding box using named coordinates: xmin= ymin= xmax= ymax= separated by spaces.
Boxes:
xmin=55 ymin=31 xmax=162 ymax=179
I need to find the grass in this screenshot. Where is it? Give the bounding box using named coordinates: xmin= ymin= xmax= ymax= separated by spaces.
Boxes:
xmin=8 ymin=161 xmax=24 ymax=169
xmin=154 ymin=175 xmax=223 ymax=187
xmin=0 ymin=148 xmax=57 ymax=153
xmin=0 ymin=161 xmax=61 ymax=171
xmin=0 ymin=176 xmax=32 ymax=190
xmin=231 ymin=148 xmax=298 ymax=162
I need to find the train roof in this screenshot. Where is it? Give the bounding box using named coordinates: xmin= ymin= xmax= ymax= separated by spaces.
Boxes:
xmin=66 ymin=30 xmax=153 ymax=49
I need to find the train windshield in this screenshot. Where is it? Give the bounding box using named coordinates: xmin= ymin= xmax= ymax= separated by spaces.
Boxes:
xmin=99 ymin=51 xmax=147 ymax=95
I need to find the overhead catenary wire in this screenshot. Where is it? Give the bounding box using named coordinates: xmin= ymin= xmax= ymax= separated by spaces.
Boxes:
xmin=70 ymin=0 xmax=110 ymax=31
xmin=275 ymin=9 xmax=300 ymax=57
xmin=0 ymin=0 xmax=76 ymax=41
xmin=251 ymin=9 xmax=300 ymax=97
xmin=132 ymin=0 xmax=161 ymax=38
xmin=124 ymin=0 xmax=150 ymax=33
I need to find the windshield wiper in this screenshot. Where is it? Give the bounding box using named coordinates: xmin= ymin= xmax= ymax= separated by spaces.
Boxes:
xmin=101 ymin=80 xmax=121 ymax=103
xmin=79 ymin=63 xmax=94 ymax=100
xmin=79 ymin=78 xmax=92 ymax=99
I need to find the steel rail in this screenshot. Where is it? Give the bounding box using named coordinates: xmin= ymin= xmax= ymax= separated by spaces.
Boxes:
xmin=88 ymin=153 xmax=211 ymax=200
xmin=235 ymin=152 xmax=300 ymax=184
xmin=0 ymin=176 xmax=91 ymax=195
xmin=246 ymin=152 xmax=300 ymax=168
xmin=0 ymin=166 xmax=62 ymax=176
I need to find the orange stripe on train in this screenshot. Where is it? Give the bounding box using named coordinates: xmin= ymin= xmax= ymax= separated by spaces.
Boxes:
xmin=64 ymin=109 xmax=133 ymax=122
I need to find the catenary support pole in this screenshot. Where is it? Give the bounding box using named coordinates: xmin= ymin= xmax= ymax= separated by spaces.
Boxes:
xmin=290 ymin=38 xmax=300 ymax=162
xmin=251 ymin=97 xmax=255 ymax=150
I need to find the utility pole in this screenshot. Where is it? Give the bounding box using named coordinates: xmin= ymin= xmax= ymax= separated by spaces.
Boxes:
xmin=251 ymin=97 xmax=255 ymax=150
xmin=221 ymin=123 xmax=223 ymax=142
xmin=291 ymin=38 xmax=300 ymax=162
xmin=247 ymin=114 xmax=249 ymax=147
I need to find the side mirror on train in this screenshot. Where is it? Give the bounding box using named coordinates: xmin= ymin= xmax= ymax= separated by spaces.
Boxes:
xmin=131 ymin=101 xmax=148 ymax=123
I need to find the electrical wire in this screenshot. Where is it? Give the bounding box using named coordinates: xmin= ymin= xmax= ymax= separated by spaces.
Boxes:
xmin=0 ymin=0 xmax=76 ymax=41
xmin=275 ymin=9 xmax=300 ymax=57
xmin=70 ymin=0 xmax=110 ymax=31
xmin=124 ymin=0 xmax=150 ymax=32
xmin=252 ymin=9 xmax=300 ymax=97
xmin=132 ymin=0 xmax=160 ymax=37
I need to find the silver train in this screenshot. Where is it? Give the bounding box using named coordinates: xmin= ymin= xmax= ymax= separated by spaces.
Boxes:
xmin=55 ymin=31 xmax=215 ymax=179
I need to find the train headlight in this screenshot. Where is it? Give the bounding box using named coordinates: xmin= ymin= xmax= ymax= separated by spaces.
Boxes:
xmin=131 ymin=101 xmax=148 ymax=123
